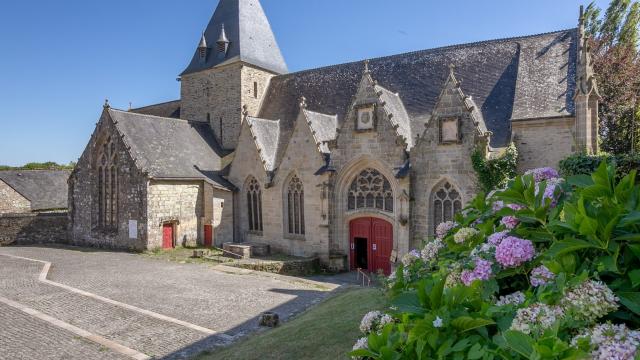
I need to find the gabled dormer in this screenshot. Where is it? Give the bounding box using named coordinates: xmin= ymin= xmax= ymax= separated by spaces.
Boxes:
xmin=416 ymin=64 xmax=491 ymax=149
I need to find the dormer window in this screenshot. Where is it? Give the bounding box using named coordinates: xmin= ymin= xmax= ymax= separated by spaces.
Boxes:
xmin=356 ymin=104 xmax=376 ymax=131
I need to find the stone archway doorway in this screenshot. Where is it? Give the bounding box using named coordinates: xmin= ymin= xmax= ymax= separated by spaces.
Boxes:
xmin=349 ymin=217 xmax=393 ymax=275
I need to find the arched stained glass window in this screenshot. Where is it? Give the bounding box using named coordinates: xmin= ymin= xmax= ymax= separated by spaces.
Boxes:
xmin=246 ymin=177 xmax=263 ymax=232
xmin=432 ymin=181 xmax=462 ymax=233
xmin=347 ymin=168 xmax=393 ymax=212
xmin=286 ymin=175 xmax=305 ymax=235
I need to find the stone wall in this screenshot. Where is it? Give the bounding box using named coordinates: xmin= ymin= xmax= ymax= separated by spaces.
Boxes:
xmin=0 ymin=180 xmax=30 ymax=214
xmin=69 ymin=111 xmax=149 ymax=251
xmin=0 ymin=213 xmax=68 ymax=246
xmin=512 ymin=117 xmax=575 ymax=173
xmin=180 ymin=63 xmax=274 ymax=150
xmin=411 ymin=75 xmax=481 ymax=247
xmin=147 ymin=180 xmax=203 ymax=249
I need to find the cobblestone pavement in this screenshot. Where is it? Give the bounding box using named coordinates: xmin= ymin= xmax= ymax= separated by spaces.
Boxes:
xmin=0 ymin=246 xmax=339 ymax=359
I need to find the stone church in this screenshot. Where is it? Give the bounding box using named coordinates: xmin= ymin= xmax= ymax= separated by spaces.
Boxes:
xmin=68 ymin=0 xmax=599 ymax=274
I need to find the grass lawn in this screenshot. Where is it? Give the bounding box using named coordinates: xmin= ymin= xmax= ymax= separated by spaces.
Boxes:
xmin=196 ymin=287 xmax=387 ymax=360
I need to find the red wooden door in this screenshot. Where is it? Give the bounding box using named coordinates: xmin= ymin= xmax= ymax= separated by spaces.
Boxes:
xmin=349 ymin=218 xmax=393 ymax=275
xmin=162 ymin=224 xmax=174 ymax=249
xmin=204 ymin=225 xmax=213 ymax=247
xmin=371 ymin=218 xmax=393 ymax=275
xmin=349 ymin=218 xmax=371 ymax=271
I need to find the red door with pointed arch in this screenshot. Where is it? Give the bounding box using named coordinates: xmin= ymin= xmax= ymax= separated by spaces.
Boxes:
xmin=349 ymin=218 xmax=393 ymax=275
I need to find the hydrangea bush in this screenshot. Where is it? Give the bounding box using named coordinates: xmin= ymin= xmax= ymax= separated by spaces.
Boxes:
xmin=350 ymin=162 xmax=640 ymax=360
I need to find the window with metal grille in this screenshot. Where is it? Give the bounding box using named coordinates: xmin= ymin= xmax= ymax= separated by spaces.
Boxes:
xmin=246 ymin=177 xmax=263 ymax=232
xmin=347 ymin=168 xmax=393 ymax=212
xmin=286 ymin=175 xmax=305 ymax=235
xmin=432 ymin=181 xmax=462 ymax=233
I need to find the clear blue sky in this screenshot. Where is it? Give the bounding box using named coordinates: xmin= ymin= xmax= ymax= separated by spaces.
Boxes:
xmin=0 ymin=0 xmax=610 ymax=166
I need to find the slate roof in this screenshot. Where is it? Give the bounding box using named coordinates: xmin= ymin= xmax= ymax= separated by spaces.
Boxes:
xmin=376 ymin=85 xmax=413 ymax=148
xmin=246 ymin=116 xmax=280 ymax=172
xmin=181 ymin=0 xmax=288 ymax=76
xmin=130 ymin=100 xmax=181 ymax=119
xmin=303 ymin=109 xmax=338 ymax=154
xmin=259 ymin=29 xmax=578 ymax=157
xmin=108 ymin=109 xmax=233 ymax=190
xmin=0 ymin=170 xmax=70 ymax=211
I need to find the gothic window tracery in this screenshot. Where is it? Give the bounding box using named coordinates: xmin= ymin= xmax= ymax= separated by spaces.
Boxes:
xmin=347 ymin=168 xmax=393 ymax=212
xmin=246 ymin=177 xmax=263 ymax=233
xmin=97 ymin=138 xmax=118 ymax=229
xmin=285 ymin=175 xmax=305 ymax=235
xmin=432 ymin=181 xmax=462 ymax=232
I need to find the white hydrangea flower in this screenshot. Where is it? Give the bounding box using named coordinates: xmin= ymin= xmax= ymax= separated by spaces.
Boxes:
xmin=561 ymin=280 xmax=618 ymax=323
xmin=510 ymin=303 xmax=564 ymax=335
xmin=571 ymin=323 xmax=640 ymax=360
xmin=359 ymin=310 xmax=381 ymax=333
xmin=453 ymin=227 xmax=479 ymax=244
xmin=495 ymin=291 xmax=526 ymax=306
xmin=433 ymin=316 xmax=443 ymax=328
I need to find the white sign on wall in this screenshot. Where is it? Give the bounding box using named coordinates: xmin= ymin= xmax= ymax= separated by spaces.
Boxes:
xmin=129 ymin=220 xmax=138 ymax=239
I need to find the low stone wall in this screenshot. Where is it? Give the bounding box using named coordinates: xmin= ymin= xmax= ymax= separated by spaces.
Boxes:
xmin=230 ymin=257 xmax=320 ymax=276
xmin=0 ymin=213 xmax=68 ymax=246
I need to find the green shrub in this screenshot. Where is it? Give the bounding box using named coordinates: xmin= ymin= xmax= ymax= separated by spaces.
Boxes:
xmin=472 ymin=143 xmax=518 ymax=193
xmin=559 ymin=153 xmax=640 ymax=181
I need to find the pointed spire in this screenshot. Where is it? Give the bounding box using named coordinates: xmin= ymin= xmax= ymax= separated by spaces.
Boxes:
xmin=181 ymin=0 xmax=288 ymax=75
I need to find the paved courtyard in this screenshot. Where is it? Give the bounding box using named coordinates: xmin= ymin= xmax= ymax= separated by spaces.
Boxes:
xmin=0 ymin=246 xmax=344 ymax=359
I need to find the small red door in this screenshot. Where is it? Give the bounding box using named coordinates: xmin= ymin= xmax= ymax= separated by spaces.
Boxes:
xmin=204 ymin=225 xmax=213 ymax=247
xmin=349 ymin=218 xmax=393 ymax=275
xmin=162 ymin=224 xmax=174 ymax=249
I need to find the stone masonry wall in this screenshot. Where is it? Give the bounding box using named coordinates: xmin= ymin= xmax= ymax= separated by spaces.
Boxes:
xmin=0 ymin=213 xmax=68 ymax=246
xmin=147 ymin=180 xmax=203 ymax=249
xmin=0 ymin=180 xmax=30 ymax=214
xmin=69 ymin=111 xmax=148 ymax=251
xmin=180 ymin=63 xmax=274 ymax=150
xmin=512 ymin=117 xmax=575 ymax=173
xmin=411 ymin=77 xmax=481 ymax=248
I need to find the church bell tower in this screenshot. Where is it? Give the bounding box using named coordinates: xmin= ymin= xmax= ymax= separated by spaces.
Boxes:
xmin=179 ymin=0 xmax=288 ymax=151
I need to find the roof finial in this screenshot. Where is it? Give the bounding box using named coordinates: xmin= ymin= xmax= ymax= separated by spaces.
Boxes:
xmin=578 ymin=5 xmax=585 ymax=36
xmin=128 ymin=102 xmax=132 ymax=111
xmin=448 ymin=63 xmax=456 ymax=75
xmin=103 ymin=99 xmax=110 ymax=109
xmin=299 ymin=96 xmax=307 ymax=109
xmin=242 ymin=104 xmax=249 ymax=119
xmin=363 ymin=59 xmax=371 ymax=75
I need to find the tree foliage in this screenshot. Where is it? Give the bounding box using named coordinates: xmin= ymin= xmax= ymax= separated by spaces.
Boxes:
xmin=0 ymin=162 xmax=75 ymax=171
xmin=584 ymin=0 xmax=640 ymax=154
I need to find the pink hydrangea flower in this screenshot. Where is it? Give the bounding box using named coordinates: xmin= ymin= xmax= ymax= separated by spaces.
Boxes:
xmin=525 ymin=167 xmax=560 ymax=182
xmin=461 ymin=259 xmax=493 ymax=286
xmin=530 ymin=265 xmax=555 ymax=287
xmin=495 ymin=236 xmax=535 ymax=268
xmin=501 ymin=216 xmax=519 ymax=229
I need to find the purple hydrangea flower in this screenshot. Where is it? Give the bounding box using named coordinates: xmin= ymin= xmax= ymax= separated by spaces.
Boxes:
xmin=530 ymin=265 xmax=555 ymax=287
xmin=507 ymin=203 xmax=525 ymax=211
xmin=461 ymin=259 xmax=493 ymax=286
xmin=525 ymin=167 xmax=560 ymax=182
xmin=492 ymin=200 xmax=505 ymax=212
xmin=488 ymin=230 xmax=510 ymax=246
xmin=495 ymin=236 xmax=535 ymax=268
xmin=501 ymin=216 xmax=519 ymax=229
xmin=535 ymin=178 xmax=564 ymax=207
